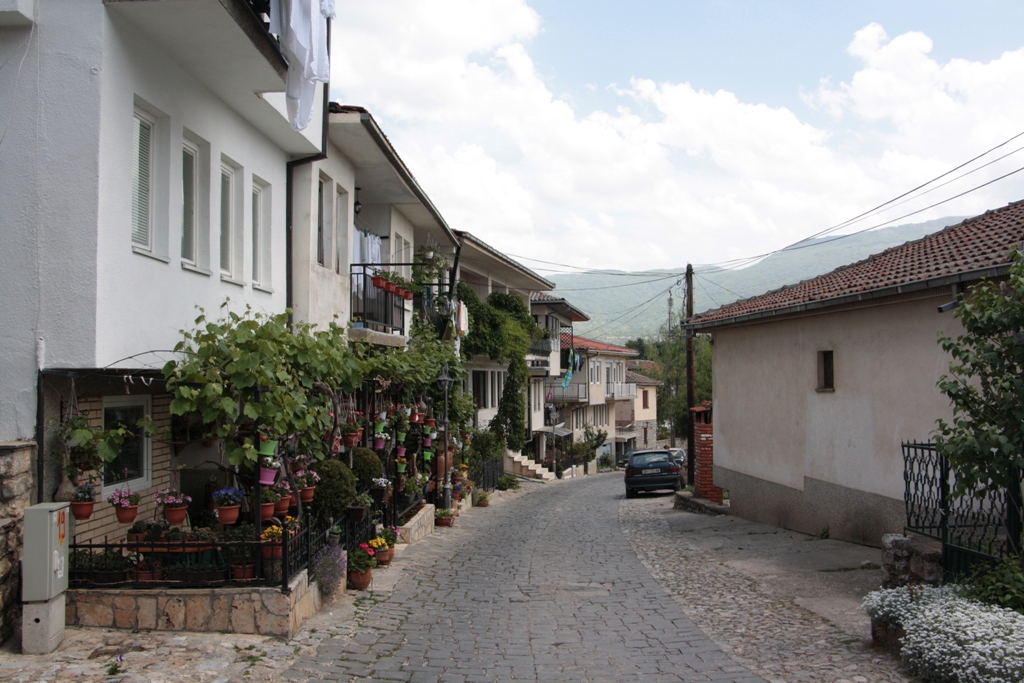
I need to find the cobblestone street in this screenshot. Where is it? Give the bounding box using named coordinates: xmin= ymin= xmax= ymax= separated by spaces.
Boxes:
xmin=0 ymin=474 xmax=909 ymax=682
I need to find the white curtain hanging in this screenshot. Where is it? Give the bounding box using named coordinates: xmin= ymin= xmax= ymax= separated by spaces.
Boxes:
xmin=270 ymin=0 xmax=335 ymax=130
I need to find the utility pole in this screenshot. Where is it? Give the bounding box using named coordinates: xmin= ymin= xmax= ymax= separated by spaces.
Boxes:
xmin=667 ymin=288 xmax=674 ymax=339
xmin=685 ymin=263 xmax=695 ymax=487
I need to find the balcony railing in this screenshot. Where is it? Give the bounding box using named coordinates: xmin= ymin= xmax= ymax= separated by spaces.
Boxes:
xmin=605 ymin=382 xmax=637 ymax=399
xmin=528 ymin=337 xmax=557 ymax=356
xmin=351 ymin=265 xmax=408 ymax=335
xmin=547 ymin=382 xmax=587 ymax=403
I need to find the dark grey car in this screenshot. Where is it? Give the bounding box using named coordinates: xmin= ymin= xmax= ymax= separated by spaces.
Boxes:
xmin=624 ymin=450 xmax=681 ymax=497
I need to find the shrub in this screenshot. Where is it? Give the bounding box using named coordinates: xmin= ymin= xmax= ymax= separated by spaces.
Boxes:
xmin=965 ymin=556 xmax=1024 ymax=613
xmin=597 ymin=454 xmax=614 ymax=469
xmin=310 ymin=546 xmax=346 ymax=596
xmin=496 ymin=474 xmax=520 ymax=491
xmin=312 ymin=458 xmax=357 ymax=527
xmin=350 ymin=447 xmax=384 ymax=491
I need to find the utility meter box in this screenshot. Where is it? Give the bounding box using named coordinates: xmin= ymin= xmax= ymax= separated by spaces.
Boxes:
xmin=22 ymin=502 xmax=70 ymax=602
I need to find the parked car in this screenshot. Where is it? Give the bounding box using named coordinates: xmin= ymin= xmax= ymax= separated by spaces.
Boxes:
xmin=624 ymin=450 xmax=682 ymax=497
xmin=616 ymin=449 xmax=637 ymax=468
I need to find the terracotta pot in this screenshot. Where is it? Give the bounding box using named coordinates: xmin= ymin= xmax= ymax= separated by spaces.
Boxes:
xmin=371 ymin=275 xmax=385 ymax=289
xmin=163 ymin=505 xmax=188 ymax=526
xmin=348 ymin=569 xmax=372 ymax=590
xmin=217 ymin=505 xmax=240 ymax=525
xmin=346 ymin=505 xmax=367 ymax=523
xmin=384 ymin=281 xmax=396 ymax=294
xmin=289 ymin=493 xmax=298 ymax=507
xmin=231 ymin=563 xmax=256 ymax=580
xmin=115 ymin=505 xmax=138 ymax=524
xmin=300 ymin=487 xmax=315 ymax=503
xmin=375 ymin=546 xmax=394 ymax=566
xmin=435 ymin=516 xmax=453 ymax=527
xmin=70 ymin=501 xmax=95 ymax=521
xmin=262 ymin=543 xmax=282 ymax=559
xmin=402 ymin=290 xmax=413 ymax=301
xmin=425 ymin=418 xmax=436 ymax=428
xmin=344 ymin=432 xmax=361 ymax=447
xmin=274 ymin=498 xmax=290 ymax=515
xmin=260 ymin=502 xmax=275 ymax=521
xmin=132 ymin=569 xmax=166 ymax=583
xmin=476 ymin=500 xmax=489 ymax=508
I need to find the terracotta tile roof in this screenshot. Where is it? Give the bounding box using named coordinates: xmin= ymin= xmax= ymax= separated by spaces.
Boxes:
xmin=530 ymin=291 xmax=590 ymax=322
xmin=626 ymin=370 xmax=662 ymax=386
xmin=627 ymin=359 xmax=658 ymax=373
xmin=572 ymin=335 xmax=639 ymax=356
xmin=688 ymin=200 xmax=1024 ymax=328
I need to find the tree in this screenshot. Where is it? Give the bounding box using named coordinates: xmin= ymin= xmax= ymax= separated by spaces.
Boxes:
xmin=935 ymin=249 xmax=1024 ymax=498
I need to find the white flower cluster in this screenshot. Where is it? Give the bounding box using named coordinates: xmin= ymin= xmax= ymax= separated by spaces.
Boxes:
xmin=863 ymin=585 xmax=1024 ymax=683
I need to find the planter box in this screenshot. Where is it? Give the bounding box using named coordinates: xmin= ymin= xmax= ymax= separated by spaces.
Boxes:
xmin=396 ymin=503 xmax=435 ymax=544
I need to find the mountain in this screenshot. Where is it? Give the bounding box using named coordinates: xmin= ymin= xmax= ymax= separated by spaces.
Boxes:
xmin=550 ymin=216 xmax=968 ymax=342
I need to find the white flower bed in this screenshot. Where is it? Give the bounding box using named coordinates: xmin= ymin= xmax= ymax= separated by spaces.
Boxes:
xmin=863 ymin=585 xmax=1024 ymax=683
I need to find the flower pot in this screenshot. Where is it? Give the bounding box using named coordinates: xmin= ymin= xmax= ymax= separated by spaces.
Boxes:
xmin=375 ymin=546 xmax=394 ymax=566
xmin=411 ymin=412 xmax=423 ymax=424
xmin=435 ymin=517 xmax=453 ymax=527
xmin=260 ymin=502 xmax=276 ymax=521
xmin=425 ymin=418 xmax=436 ymax=428
xmin=217 ymin=505 xmax=240 ymax=525
xmin=348 ymin=569 xmax=372 ymax=590
xmin=327 ymin=533 xmax=341 ymax=547
xmin=163 ymin=506 xmax=188 ymax=526
xmin=476 ymin=499 xmax=489 ymax=507
xmin=429 ymin=431 xmax=438 ymax=440
xmin=402 ymin=290 xmax=413 ymax=301
xmin=423 ymin=450 xmax=433 ymax=461
xmin=262 ymin=543 xmax=283 ymax=559
xmin=396 ymin=463 xmax=407 ymax=473
xmin=344 ymin=432 xmax=361 ymax=447
xmin=370 ymin=488 xmax=390 ymax=504
xmin=259 ymin=467 xmax=277 ymax=485
xmin=396 ymin=447 xmax=407 ymax=458
xmin=423 ymin=437 xmax=432 ymax=448
xmin=384 ymin=281 xmax=396 ymax=294
xmin=70 ymin=501 xmax=95 ymax=522
xmin=126 ymin=532 xmax=144 ymax=545
xmin=300 ymin=486 xmax=315 ymax=503
xmin=231 ymin=563 xmax=256 ymax=580
xmin=132 ymin=569 xmax=166 ymax=583
xmin=373 ymin=438 xmax=385 ymax=449
xmin=396 ymin=432 xmax=407 ymax=443
xmin=274 ymin=498 xmax=290 ymax=515
xmin=115 ymin=505 xmax=139 ymax=524
xmin=371 ymin=275 xmax=385 ymax=289
xmin=374 ymin=421 xmax=386 ymax=434
xmin=258 ymin=439 xmax=278 ymax=457
xmin=346 ymin=505 xmax=367 ymax=523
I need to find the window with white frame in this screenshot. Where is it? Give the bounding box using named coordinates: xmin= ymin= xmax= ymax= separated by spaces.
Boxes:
xmin=251 ymin=178 xmax=273 ymax=289
xmin=131 ymin=112 xmax=155 ymax=250
xmin=317 ymin=179 xmax=326 ymax=267
xmin=335 ymin=187 xmax=348 ymax=275
xmin=219 ymin=166 xmax=234 ymax=275
xmin=181 ymin=141 xmax=198 ymax=263
xmin=102 ymin=395 xmax=152 ymax=492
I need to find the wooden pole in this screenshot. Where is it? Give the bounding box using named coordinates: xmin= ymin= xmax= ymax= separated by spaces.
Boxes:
xmin=685 ymin=263 xmax=695 ymax=487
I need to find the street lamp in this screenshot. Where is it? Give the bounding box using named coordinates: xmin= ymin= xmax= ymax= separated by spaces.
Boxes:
xmin=437 ymin=363 xmax=454 ymax=509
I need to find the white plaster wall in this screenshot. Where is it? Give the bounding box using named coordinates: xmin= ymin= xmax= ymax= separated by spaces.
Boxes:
xmin=712 ymin=294 xmax=962 ymax=500
xmin=94 ymin=11 xmax=290 ymax=366
xmin=0 ymin=2 xmax=105 ymax=439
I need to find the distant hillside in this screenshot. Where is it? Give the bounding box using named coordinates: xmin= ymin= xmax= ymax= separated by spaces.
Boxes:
xmin=552 ymin=216 xmax=968 ymax=342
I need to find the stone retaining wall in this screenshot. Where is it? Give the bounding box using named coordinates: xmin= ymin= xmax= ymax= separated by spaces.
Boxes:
xmin=66 ymin=568 xmax=327 ymax=638
xmin=397 ymin=503 xmax=434 ymax=544
xmin=881 ymin=533 xmax=943 ymax=588
xmin=0 ymin=441 xmax=34 ymax=646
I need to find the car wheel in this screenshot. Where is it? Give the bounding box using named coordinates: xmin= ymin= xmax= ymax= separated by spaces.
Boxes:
xmin=625 ymin=488 xmax=636 ymax=499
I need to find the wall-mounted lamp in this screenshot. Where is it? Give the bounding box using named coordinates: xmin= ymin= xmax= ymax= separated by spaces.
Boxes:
xmin=353 ymin=187 xmax=362 ymax=214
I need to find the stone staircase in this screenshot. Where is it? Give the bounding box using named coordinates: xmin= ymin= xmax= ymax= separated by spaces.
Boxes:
xmin=505 ymin=452 xmax=555 ymax=480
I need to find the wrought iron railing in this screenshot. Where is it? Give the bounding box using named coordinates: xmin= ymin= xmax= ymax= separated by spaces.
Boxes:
xmin=350 ymin=266 xmax=407 ymax=335
xmin=473 ymin=458 xmax=503 ymax=491
xmin=546 ymin=382 xmax=587 ymax=403
xmin=605 ymin=382 xmax=637 ymax=399
xmin=904 ymin=441 xmax=1024 ymax=576
xmin=529 ymin=337 xmax=557 ymax=355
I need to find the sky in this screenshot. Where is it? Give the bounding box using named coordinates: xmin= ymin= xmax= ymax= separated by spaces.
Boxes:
xmin=328 ymin=0 xmax=1024 ymax=274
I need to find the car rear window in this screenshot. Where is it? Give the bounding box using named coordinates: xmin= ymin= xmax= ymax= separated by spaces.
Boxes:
xmin=630 ymin=453 xmax=670 ymax=466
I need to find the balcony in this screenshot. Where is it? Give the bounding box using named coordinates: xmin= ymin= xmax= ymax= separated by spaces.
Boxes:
xmin=350 ymin=267 xmax=407 ymax=338
xmin=547 ymin=382 xmax=587 ymax=403
xmin=605 ymin=382 xmax=637 ymax=399
xmin=528 ymin=336 xmax=557 ymax=356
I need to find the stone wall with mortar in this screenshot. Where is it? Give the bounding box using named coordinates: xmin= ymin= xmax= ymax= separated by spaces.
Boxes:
xmin=397 ymin=503 xmax=434 ymax=544
xmin=0 ymin=441 xmax=34 ymax=646
xmin=880 ymin=534 xmax=943 ymax=588
xmin=65 ymin=568 xmax=328 ymax=638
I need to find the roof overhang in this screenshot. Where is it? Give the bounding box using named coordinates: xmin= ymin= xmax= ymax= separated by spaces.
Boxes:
xmin=456 ymin=232 xmax=555 ymax=293
xmin=328 ymin=107 xmax=458 ymax=247
xmin=530 ymin=296 xmax=590 ymax=323
xmin=685 ymin=263 xmax=1011 ymax=332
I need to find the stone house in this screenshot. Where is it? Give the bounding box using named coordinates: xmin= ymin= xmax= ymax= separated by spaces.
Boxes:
xmin=685 ymin=200 xmax=1024 ymax=546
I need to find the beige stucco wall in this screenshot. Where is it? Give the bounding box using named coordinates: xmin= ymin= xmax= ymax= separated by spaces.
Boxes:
xmin=712 ymin=292 xmax=962 ymax=539
xmin=634 ymin=388 xmax=657 ymax=422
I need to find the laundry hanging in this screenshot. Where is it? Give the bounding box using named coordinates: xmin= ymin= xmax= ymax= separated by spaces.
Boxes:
xmin=270 ymin=0 xmax=336 ymax=130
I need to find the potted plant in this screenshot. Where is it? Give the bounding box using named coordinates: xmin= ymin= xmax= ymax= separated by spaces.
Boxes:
xmin=52 ymin=414 xmax=129 ymax=481
xmin=259 ymin=486 xmax=280 ymax=521
xmin=260 ymin=524 xmax=283 ymax=559
xmin=434 ymin=507 xmax=454 ymax=527
xmin=370 ymin=477 xmax=392 ymax=504
xmin=395 ymin=456 xmax=407 ymax=473
xmin=212 ymin=486 xmax=245 ymax=525
xmin=154 ymin=487 xmax=192 ymax=525
xmin=372 ymin=430 xmax=390 ymax=451
xmin=132 ymin=555 xmax=166 ymax=583
xmin=393 ymin=411 xmax=410 ymax=442
xmin=125 ymin=519 xmax=148 ymax=544
xmin=272 ymin=481 xmax=292 ymax=514
xmin=474 ymin=490 xmax=490 ymax=507
xmin=295 ymin=469 xmax=320 ymax=503
xmin=70 ymin=481 xmax=97 ymax=521
xmin=368 ymin=536 xmax=392 ymax=565
xmin=340 ymin=419 xmax=363 ymax=447
xmin=327 ymin=523 xmax=342 ymax=547
xmin=347 ymin=491 xmax=373 ymax=522
xmin=381 ymin=525 xmax=400 ymax=549
xmin=70 ymin=548 xmax=128 ymax=585
xmin=107 ymin=486 xmax=141 ymax=524
xmin=347 ymin=542 xmax=377 ymax=590
xmin=222 ymin=524 xmax=256 ymax=579
xmin=257 ymin=435 xmax=280 ymax=484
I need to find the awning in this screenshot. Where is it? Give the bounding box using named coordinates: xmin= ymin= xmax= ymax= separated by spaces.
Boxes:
xmin=550 ymin=426 xmax=573 ymax=438
xmin=614 ymin=432 xmax=637 ymax=442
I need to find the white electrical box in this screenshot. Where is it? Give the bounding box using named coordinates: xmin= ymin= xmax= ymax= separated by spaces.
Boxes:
xmin=22 ymin=502 xmax=70 ymax=602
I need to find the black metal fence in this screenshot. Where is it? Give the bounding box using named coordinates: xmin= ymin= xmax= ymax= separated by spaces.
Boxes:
xmin=904 ymin=441 xmax=1024 ymax=577
xmin=474 ymin=458 xmax=503 ymax=491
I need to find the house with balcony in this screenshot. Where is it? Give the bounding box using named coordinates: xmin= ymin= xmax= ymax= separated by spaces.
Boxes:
xmin=615 ymin=367 xmax=662 ymax=455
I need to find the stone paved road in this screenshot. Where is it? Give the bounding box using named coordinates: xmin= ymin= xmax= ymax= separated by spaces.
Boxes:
xmin=285 ymin=474 xmax=767 ymax=683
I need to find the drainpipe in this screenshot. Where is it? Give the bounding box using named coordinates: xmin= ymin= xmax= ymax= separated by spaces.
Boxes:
xmin=35 ymin=370 xmax=45 ymax=503
xmin=285 ymin=21 xmax=332 ymax=326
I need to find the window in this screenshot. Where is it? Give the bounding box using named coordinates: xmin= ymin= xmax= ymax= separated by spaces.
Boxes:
xmin=252 ymin=185 xmax=263 ymax=284
xmin=335 ymin=187 xmax=348 ymax=275
xmin=181 ymin=142 xmax=198 ymax=263
xmin=132 ymin=113 xmax=154 ymax=249
xmin=317 ymin=179 xmax=325 ymax=266
xmin=220 ymin=166 xmax=233 ymax=275
xmin=473 ymin=371 xmax=487 ymax=410
xmin=642 ymin=389 xmax=649 ymax=409
xmin=817 ymin=350 xmax=834 ymax=392
xmin=102 ymin=396 xmax=151 ymax=492
xmin=490 ymin=371 xmax=498 ymax=407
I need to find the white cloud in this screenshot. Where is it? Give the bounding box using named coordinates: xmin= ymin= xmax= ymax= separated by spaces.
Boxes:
xmin=331 ymin=3 xmax=1024 ymax=271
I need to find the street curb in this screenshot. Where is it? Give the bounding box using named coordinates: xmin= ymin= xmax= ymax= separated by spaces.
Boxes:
xmin=674 ymin=490 xmax=730 ymax=515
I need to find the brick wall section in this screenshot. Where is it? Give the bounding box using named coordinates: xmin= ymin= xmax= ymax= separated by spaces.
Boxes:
xmin=72 ymin=395 xmax=173 ymax=544
xmin=691 ymin=406 xmax=723 ymax=504
xmin=0 ymin=441 xmax=34 ymax=646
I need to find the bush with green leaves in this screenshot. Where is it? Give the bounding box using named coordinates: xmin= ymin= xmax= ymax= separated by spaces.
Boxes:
xmin=966 ymin=556 xmax=1024 ymax=613
xmin=496 ymin=474 xmax=520 ymax=491
xmin=312 ymin=458 xmax=356 ymax=527
xmin=597 ymin=454 xmax=615 ymax=469
xmin=349 ymin=447 xmax=384 ymax=491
